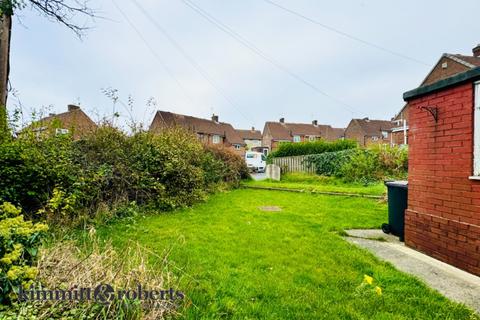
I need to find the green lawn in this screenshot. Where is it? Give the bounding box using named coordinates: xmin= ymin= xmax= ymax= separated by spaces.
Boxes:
xmin=99 ymin=189 xmax=476 ymax=319
xmin=244 ymin=173 xmax=386 ymax=196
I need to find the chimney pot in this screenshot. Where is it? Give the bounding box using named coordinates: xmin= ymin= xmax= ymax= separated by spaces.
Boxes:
xmin=312 ymin=120 xmax=318 ymax=126
xmin=211 ymin=114 xmax=219 ymax=123
xmin=473 ymin=44 xmax=480 ymax=57
xmin=68 ymin=104 xmax=80 ymax=112
xmin=279 ymin=117 xmax=285 ymax=123
xmin=251 ymin=126 xmax=255 ymax=131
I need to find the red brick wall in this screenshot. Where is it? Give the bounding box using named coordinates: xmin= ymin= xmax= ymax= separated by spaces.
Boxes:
xmin=406 ymin=82 xmax=480 ymax=275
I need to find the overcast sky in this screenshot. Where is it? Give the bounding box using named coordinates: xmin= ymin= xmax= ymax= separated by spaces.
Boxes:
xmin=7 ymin=0 xmax=480 ymax=130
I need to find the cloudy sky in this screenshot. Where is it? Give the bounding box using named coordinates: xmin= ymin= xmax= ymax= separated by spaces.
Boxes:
xmin=7 ymin=0 xmax=480 ymax=130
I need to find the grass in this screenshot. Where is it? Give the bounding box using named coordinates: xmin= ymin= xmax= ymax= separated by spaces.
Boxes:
xmin=243 ymin=172 xmax=386 ymax=196
xmin=98 ymin=189 xmax=477 ymax=319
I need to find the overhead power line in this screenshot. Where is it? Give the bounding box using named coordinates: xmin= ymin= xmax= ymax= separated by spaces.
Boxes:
xmin=131 ymin=0 xmax=255 ymax=124
xmin=262 ymin=0 xmax=429 ymax=66
xmin=111 ymin=0 xmax=194 ymax=107
xmin=180 ymin=0 xmax=363 ymax=116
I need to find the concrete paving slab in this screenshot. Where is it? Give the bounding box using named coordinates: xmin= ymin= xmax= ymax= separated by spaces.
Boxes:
xmin=345 ymin=229 xmax=480 ymax=313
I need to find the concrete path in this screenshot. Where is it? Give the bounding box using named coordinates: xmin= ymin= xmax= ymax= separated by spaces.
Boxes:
xmin=250 ymin=172 xmax=267 ymax=181
xmin=345 ymin=229 xmax=480 ymax=313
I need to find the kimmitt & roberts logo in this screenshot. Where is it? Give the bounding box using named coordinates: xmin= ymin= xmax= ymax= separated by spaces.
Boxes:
xmin=18 ymin=284 xmax=184 ymax=304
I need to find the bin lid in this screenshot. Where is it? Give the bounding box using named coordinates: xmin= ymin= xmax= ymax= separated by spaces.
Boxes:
xmin=384 ymin=180 xmax=408 ymax=188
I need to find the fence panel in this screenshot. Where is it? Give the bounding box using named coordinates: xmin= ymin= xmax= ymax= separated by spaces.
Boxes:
xmin=272 ymin=155 xmax=316 ymax=174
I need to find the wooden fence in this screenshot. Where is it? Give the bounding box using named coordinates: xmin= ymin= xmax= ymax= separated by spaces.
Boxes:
xmin=272 ymin=155 xmax=316 ymax=174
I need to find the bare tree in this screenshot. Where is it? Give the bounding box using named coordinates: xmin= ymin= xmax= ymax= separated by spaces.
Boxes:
xmin=0 ymin=0 xmax=95 ymax=137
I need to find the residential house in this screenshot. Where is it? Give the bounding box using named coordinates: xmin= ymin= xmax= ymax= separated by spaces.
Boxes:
xmin=344 ymin=118 xmax=394 ymax=147
xmin=403 ymin=61 xmax=480 ymax=276
xmin=392 ymin=44 xmax=480 ymax=146
xmin=262 ymin=118 xmax=345 ymax=152
xmin=25 ymin=104 xmax=97 ymax=139
xmin=235 ymin=127 xmax=262 ymax=151
xmin=149 ymin=111 xmax=246 ymax=155
xmin=391 ymin=105 xmax=409 ymax=146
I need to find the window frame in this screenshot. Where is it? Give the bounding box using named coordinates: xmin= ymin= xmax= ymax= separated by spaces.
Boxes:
xmin=473 ymin=81 xmax=480 ymax=177
xmin=212 ymin=135 xmax=221 ymax=144
xmin=293 ymin=135 xmax=301 ymax=143
xmin=55 ymin=128 xmax=69 ymax=135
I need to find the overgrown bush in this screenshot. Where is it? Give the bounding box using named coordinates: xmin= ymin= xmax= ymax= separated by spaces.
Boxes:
xmin=203 ymin=144 xmax=250 ymax=186
xmin=0 ymin=125 xmax=248 ymax=225
xmin=270 ymin=139 xmax=357 ymax=158
xmin=339 ymin=149 xmax=381 ymax=184
xmin=0 ymin=135 xmax=80 ymax=213
xmin=305 ymin=149 xmax=357 ymax=176
xmin=0 ymin=202 xmax=48 ymax=304
xmin=305 ymin=145 xmax=408 ymax=183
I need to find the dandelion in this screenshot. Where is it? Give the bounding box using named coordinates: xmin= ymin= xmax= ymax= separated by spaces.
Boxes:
xmin=363 ymin=274 xmax=373 ymax=285
xmin=375 ymin=286 xmax=382 ymax=296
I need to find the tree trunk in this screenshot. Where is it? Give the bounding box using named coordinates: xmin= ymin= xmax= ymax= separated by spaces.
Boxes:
xmin=0 ymin=13 xmax=12 ymax=137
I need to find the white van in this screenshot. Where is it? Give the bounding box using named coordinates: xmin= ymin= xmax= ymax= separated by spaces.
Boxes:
xmin=245 ymin=151 xmax=266 ymax=173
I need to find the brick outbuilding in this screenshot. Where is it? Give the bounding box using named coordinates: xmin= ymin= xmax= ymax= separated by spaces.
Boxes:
xmin=403 ymin=67 xmax=480 ymax=276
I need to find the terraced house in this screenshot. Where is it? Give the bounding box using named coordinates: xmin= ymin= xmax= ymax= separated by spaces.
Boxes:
xmin=235 ymin=127 xmax=263 ymax=151
xmin=344 ymin=117 xmax=394 ymax=146
xmin=24 ymin=104 xmax=97 ymax=139
xmin=392 ymin=44 xmax=480 ymax=146
xmin=149 ymin=111 xmax=246 ymax=155
xmin=262 ymin=118 xmax=345 ymax=152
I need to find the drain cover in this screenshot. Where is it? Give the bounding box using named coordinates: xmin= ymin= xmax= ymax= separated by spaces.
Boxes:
xmin=258 ymin=206 xmax=282 ymax=212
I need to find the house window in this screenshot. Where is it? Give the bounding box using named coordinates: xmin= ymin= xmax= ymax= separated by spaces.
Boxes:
xmin=212 ymin=135 xmax=221 ymax=144
xmin=381 ymin=131 xmax=388 ymax=139
xmin=308 ymin=135 xmax=316 ymax=142
xmin=474 ymin=81 xmax=480 ymax=176
xmin=293 ymin=135 xmax=301 ymax=143
xmin=371 ymin=136 xmax=378 ymax=141
xmin=234 ymin=144 xmax=241 ymax=150
xmin=55 ymin=128 xmax=69 ymax=135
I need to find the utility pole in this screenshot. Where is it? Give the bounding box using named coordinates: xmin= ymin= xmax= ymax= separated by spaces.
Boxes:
xmin=0 ymin=11 xmax=12 ymax=137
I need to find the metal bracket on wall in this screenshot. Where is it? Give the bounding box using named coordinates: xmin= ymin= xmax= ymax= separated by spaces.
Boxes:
xmin=419 ymin=106 xmax=438 ymax=123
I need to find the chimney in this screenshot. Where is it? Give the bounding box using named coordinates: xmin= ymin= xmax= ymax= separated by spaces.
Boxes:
xmin=473 ymin=44 xmax=480 ymax=57
xmin=49 ymin=113 xmax=56 ymax=117
xmin=68 ymin=104 xmax=80 ymax=112
xmin=363 ymin=117 xmax=369 ymax=121
xmin=312 ymin=120 xmax=318 ymax=126
xmin=279 ymin=117 xmax=285 ymax=123
xmin=251 ymin=126 xmax=255 ymax=131
xmin=211 ymin=114 xmax=219 ymax=123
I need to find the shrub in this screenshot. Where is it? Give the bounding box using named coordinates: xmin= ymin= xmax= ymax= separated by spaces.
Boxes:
xmin=305 ymin=149 xmax=357 ymax=176
xmin=339 ymin=149 xmax=381 ymax=184
xmin=374 ymin=145 xmax=408 ymax=179
xmin=270 ymin=139 xmax=357 ymax=158
xmin=203 ymin=144 xmax=250 ymax=186
xmin=305 ymin=145 xmax=408 ymax=184
xmin=0 ymin=202 xmax=48 ymax=304
xmin=0 ymin=135 xmax=79 ymax=213
xmin=0 ymin=125 xmax=249 ymax=225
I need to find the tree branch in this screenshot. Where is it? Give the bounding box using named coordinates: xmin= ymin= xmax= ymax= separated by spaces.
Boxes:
xmin=27 ymin=0 xmax=96 ymax=37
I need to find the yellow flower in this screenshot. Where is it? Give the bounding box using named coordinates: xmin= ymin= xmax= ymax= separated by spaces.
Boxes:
xmin=363 ymin=274 xmax=373 ymax=285
xmin=375 ymin=286 xmax=382 ymax=296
